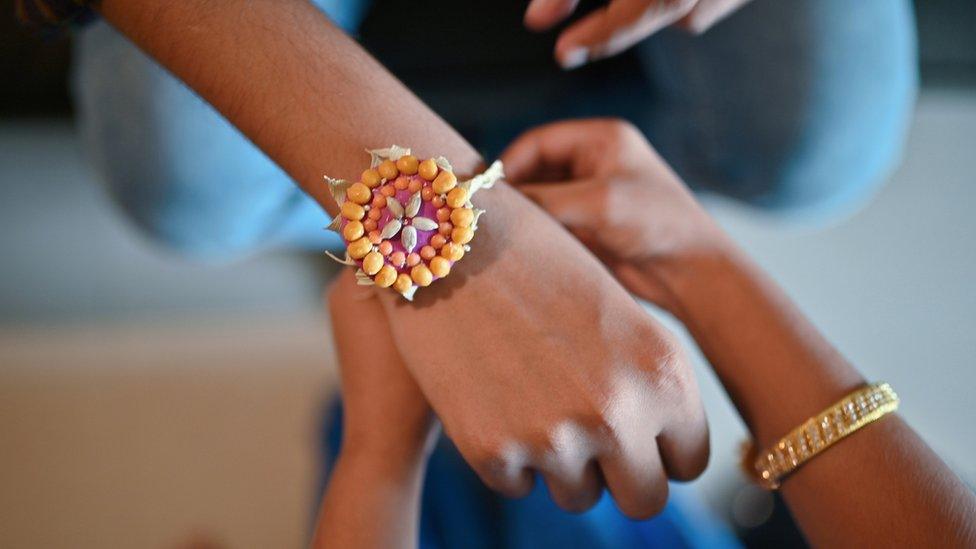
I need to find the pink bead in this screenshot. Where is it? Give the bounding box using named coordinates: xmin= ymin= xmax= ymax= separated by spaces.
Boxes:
xmin=390 ymin=251 xmax=406 ymax=267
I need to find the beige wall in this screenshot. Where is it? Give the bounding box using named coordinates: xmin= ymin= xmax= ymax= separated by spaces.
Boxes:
xmin=0 ymin=317 xmax=336 ymax=549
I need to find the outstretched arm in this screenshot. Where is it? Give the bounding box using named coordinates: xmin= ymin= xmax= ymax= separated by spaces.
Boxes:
xmin=99 ymin=0 xmax=481 ymax=216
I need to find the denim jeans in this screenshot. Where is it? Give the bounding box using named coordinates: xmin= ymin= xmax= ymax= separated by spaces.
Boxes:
xmin=73 ymin=0 xmax=917 ymax=259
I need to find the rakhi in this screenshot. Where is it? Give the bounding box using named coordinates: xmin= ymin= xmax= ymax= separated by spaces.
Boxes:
xmin=324 ymin=146 xmax=503 ymax=300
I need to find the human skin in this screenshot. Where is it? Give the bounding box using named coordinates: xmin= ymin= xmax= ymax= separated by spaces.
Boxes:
xmin=318 ymin=118 xmax=976 ymax=548
xmin=523 ymin=0 xmax=753 ymax=68
xmin=500 ymin=118 xmax=976 ymax=547
xmin=97 ymin=0 xmax=708 ymax=515
xmin=314 ymin=269 xmax=432 ymax=549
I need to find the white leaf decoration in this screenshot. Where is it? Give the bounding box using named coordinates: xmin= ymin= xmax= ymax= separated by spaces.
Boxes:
xmin=470 ymin=208 xmax=486 ymax=231
xmin=324 ymin=250 xmax=356 ymax=266
xmin=401 ymin=225 xmax=417 ymax=253
xmin=355 ymin=269 xmax=376 ymax=286
xmin=379 ymin=218 xmax=402 ymax=240
xmin=325 ymin=176 xmax=352 ymax=206
xmin=326 ymin=216 xmax=343 ymax=232
xmin=411 ymin=217 xmax=438 ymax=231
xmin=434 ymin=156 xmax=453 ymax=172
xmin=405 ymin=192 xmax=421 ymax=218
xmin=367 ymin=145 xmax=411 ymax=167
xmin=387 ymin=196 xmax=404 ymax=219
xmin=460 ymin=160 xmax=504 ymax=197
xmin=402 ymin=285 xmax=418 ymax=301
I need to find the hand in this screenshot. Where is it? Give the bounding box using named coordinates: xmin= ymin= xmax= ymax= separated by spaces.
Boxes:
xmin=377 ymin=181 xmax=708 ymax=518
xmin=327 ymin=268 xmax=434 ymax=460
xmin=500 ymin=118 xmax=733 ymax=318
xmin=524 ymin=0 xmax=753 ymax=68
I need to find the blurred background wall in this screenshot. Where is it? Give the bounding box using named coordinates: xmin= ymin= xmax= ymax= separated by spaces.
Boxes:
xmin=1 ymin=1 xmax=974 ymax=547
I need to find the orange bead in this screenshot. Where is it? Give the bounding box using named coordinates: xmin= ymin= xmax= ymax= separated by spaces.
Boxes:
xmin=371 ymin=194 xmax=387 ymax=209
xmin=361 ymin=169 xmax=382 ymax=188
xmin=432 ymin=170 xmax=457 ymax=194
xmin=368 ymin=230 xmax=382 ymax=244
xmin=380 ymin=185 xmax=396 ymax=197
xmin=441 ymin=242 xmax=464 ymax=261
xmin=408 ymin=178 xmax=423 ymax=193
xmin=418 ymin=158 xmax=439 ymax=181
xmin=342 ymin=220 xmax=364 ymax=241
xmin=362 ymin=251 xmax=384 ymax=275
xmin=396 ymin=155 xmax=419 ymax=175
xmin=421 ymin=186 xmax=435 ymax=201
xmin=450 ymin=207 xmax=474 ymax=228
xmin=390 ymin=251 xmax=406 ymax=268
xmin=430 ymin=234 xmax=447 ymax=249
xmin=374 ymin=265 xmax=397 ymax=288
xmin=431 ymin=195 xmax=445 ymax=208
xmin=406 ymin=252 xmax=421 ymax=267
xmin=393 ymin=273 xmax=413 ymax=294
xmin=346 ymin=182 xmax=371 ymax=205
xmin=347 ymin=237 xmax=372 ymax=259
xmin=452 ymin=226 xmax=474 ymax=245
xmin=420 ymin=245 xmax=436 ymax=260
xmin=438 ymin=221 xmax=453 ymax=236
xmin=447 ymin=187 xmax=468 ymax=208
xmin=378 ymin=240 xmax=393 ymax=256
xmin=363 ymin=218 xmax=378 ymax=232
xmin=429 ymin=256 xmax=451 ymax=278
xmin=411 ymin=264 xmax=433 ymax=287
xmin=367 ymin=208 xmax=382 ymax=221
xmin=435 ymin=207 xmax=451 ymax=222
xmin=378 ymin=160 xmax=399 ymax=181
xmin=341 ymin=201 xmax=365 ymax=221
xmin=394 ymin=175 xmax=410 ymax=190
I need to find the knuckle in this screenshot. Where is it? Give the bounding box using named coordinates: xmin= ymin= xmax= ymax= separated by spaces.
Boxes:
xmin=620 ymin=483 xmax=669 ymax=520
xmin=551 ymin=487 xmax=601 ymax=514
xmin=601 ymin=118 xmax=640 ymax=144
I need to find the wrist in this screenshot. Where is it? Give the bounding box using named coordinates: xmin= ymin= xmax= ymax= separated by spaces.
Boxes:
xmin=639 ymin=235 xmax=747 ymax=324
xmin=340 ymin=428 xmax=433 ymax=477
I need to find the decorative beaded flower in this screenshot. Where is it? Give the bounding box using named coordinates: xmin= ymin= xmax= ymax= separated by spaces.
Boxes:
xmin=324 ymin=146 xmax=503 ymax=300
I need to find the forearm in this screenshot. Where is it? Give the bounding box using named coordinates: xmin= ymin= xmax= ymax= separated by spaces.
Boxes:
xmin=314 ymin=447 xmax=426 ymax=549
xmin=657 ymin=247 xmax=976 ymax=547
xmin=98 ymin=0 xmax=481 ymax=216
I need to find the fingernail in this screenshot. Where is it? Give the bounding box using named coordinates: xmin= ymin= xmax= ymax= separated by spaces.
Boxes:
xmin=526 ymin=0 xmax=557 ymax=20
xmin=560 ymin=47 xmax=588 ymax=70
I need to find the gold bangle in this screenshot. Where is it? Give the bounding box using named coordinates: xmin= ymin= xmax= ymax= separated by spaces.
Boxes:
xmin=743 ymin=382 xmax=899 ymax=490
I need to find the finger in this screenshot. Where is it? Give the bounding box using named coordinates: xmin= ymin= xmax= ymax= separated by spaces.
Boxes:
xmin=555 ymin=0 xmax=698 ymax=68
xmin=598 ymin=446 xmax=670 ymax=520
xmin=500 ymin=119 xmax=617 ymax=183
xmin=539 ymin=459 xmax=604 ymax=513
xmin=517 ymin=180 xmax=602 ymax=230
xmin=677 ymin=0 xmax=750 ymax=34
xmin=657 ymin=400 xmax=710 ymax=481
xmin=450 ymin=438 xmax=536 ymax=498
xmin=524 ymin=0 xmax=580 ymax=31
